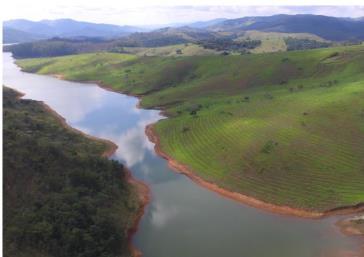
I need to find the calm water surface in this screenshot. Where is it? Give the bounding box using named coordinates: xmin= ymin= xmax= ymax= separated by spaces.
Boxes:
xmin=3 ymin=52 xmax=361 ymax=257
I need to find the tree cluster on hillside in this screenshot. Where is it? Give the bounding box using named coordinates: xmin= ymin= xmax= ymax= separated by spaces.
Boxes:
xmin=198 ymin=38 xmax=261 ymax=52
xmin=3 ymin=87 xmax=139 ymax=257
xmin=113 ymin=32 xmax=189 ymax=47
xmin=284 ymin=37 xmax=332 ymax=51
xmin=4 ymin=39 xmax=114 ymax=58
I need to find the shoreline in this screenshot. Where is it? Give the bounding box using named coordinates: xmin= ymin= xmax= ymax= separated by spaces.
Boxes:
xmin=14 ymin=87 xmax=148 ymax=257
xmin=42 ymin=100 xmax=150 ymax=257
xmin=336 ymin=215 xmax=364 ymax=237
xmin=125 ymin=170 xmax=150 ymax=257
xmin=41 ymin=102 xmax=118 ymax=158
xmin=145 ymin=123 xmax=364 ymax=219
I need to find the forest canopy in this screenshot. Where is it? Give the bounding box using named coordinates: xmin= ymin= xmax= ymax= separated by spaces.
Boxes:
xmin=3 ymin=87 xmax=140 ymax=257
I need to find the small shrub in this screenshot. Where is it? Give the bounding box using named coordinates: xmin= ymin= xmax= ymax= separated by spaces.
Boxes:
xmin=261 ymin=140 xmax=278 ymax=154
xmin=328 ymin=52 xmax=339 ymax=58
xmin=182 ymin=127 xmax=190 ymax=133
xmin=264 ymin=93 xmax=274 ymax=99
xmin=280 ymin=80 xmax=288 ymax=85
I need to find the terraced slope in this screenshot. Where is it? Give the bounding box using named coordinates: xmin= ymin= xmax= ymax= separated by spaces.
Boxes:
xmin=16 ymin=44 xmax=364 ymax=211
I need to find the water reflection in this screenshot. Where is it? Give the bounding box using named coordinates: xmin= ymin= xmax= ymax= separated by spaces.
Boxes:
xmin=3 ymin=52 xmax=361 ymax=257
xmin=3 ymin=55 xmax=105 ymax=123
xmin=108 ymin=115 xmax=159 ymax=166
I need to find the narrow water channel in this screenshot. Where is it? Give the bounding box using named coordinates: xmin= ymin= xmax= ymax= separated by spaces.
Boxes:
xmin=3 ymin=52 xmax=361 ymax=257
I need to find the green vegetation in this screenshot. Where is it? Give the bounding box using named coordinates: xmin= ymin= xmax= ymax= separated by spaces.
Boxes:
xmin=16 ymin=44 xmax=364 ymax=211
xmin=3 ymin=87 xmax=140 ymax=257
xmin=3 ymin=30 xmax=341 ymax=59
xmin=235 ymin=31 xmax=329 ymax=53
xmin=197 ymin=37 xmax=261 ymax=53
xmin=284 ymin=37 xmax=331 ymax=51
xmin=120 ymin=43 xmax=221 ymax=57
xmin=4 ymin=38 xmax=113 ymax=58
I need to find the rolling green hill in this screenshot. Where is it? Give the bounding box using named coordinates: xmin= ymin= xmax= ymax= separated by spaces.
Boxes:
xmin=17 ymin=44 xmax=364 ymax=212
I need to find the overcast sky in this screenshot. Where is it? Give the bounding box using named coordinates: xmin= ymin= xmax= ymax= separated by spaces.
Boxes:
xmin=2 ymin=1 xmax=364 ymax=26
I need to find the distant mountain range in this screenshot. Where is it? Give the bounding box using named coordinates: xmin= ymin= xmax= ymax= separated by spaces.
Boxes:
xmin=3 ymin=14 xmax=364 ymax=44
xmin=207 ymin=14 xmax=364 ymax=41
xmin=3 ymin=28 xmax=47 ymax=44
xmin=3 ymin=19 xmax=145 ymax=43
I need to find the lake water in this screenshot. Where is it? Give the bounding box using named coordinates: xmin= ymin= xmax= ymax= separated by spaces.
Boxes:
xmin=3 ymin=52 xmax=361 ymax=257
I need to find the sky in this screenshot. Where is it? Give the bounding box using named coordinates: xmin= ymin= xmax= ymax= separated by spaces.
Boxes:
xmin=2 ymin=1 xmax=364 ymax=26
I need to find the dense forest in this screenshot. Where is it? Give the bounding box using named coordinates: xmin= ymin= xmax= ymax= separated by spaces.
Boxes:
xmin=3 ymin=87 xmax=140 ymax=257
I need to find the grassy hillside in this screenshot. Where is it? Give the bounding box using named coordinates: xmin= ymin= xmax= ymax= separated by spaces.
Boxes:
xmin=16 ymin=44 xmax=364 ymax=211
xmin=235 ymin=31 xmax=329 ymax=53
xmin=3 ymin=87 xmax=140 ymax=257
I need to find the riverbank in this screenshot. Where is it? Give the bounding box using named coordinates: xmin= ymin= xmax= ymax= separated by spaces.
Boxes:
xmin=337 ymin=215 xmax=364 ymax=237
xmin=145 ymin=124 xmax=364 ymax=219
xmin=126 ymin=173 xmax=150 ymax=257
xmin=41 ymin=94 xmax=150 ymax=257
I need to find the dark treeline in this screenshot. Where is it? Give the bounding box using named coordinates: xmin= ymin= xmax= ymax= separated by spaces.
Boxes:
xmin=284 ymin=38 xmax=332 ymax=51
xmin=3 ymin=87 xmax=140 ymax=257
xmin=4 ymin=39 xmax=114 ymax=58
xmin=113 ymin=32 xmax=189 ymax=47
xmin=4 ymin=34 xmax=190 ymax=58
xmin=198 ymin=38 xmax=261 ymax=52
xmin=4 ymin=31 xmax=261 ymax=58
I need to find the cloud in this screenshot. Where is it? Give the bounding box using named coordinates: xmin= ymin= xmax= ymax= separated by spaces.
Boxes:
xmin=97 ymin=111 xmax=160 ymax=167
xmin=3 ymin=4 xmax=364 ymax=26
xmin=149 ymin=201 xmax=179 ymax=228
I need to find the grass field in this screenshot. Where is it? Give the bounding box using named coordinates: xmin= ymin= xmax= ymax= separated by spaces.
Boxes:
xmin=17 ymin=44 xmax=364 ymax=211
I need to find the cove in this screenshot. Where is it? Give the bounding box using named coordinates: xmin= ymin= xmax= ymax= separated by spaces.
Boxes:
xmin=3 ymin=52 xmax=361 ymax=257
